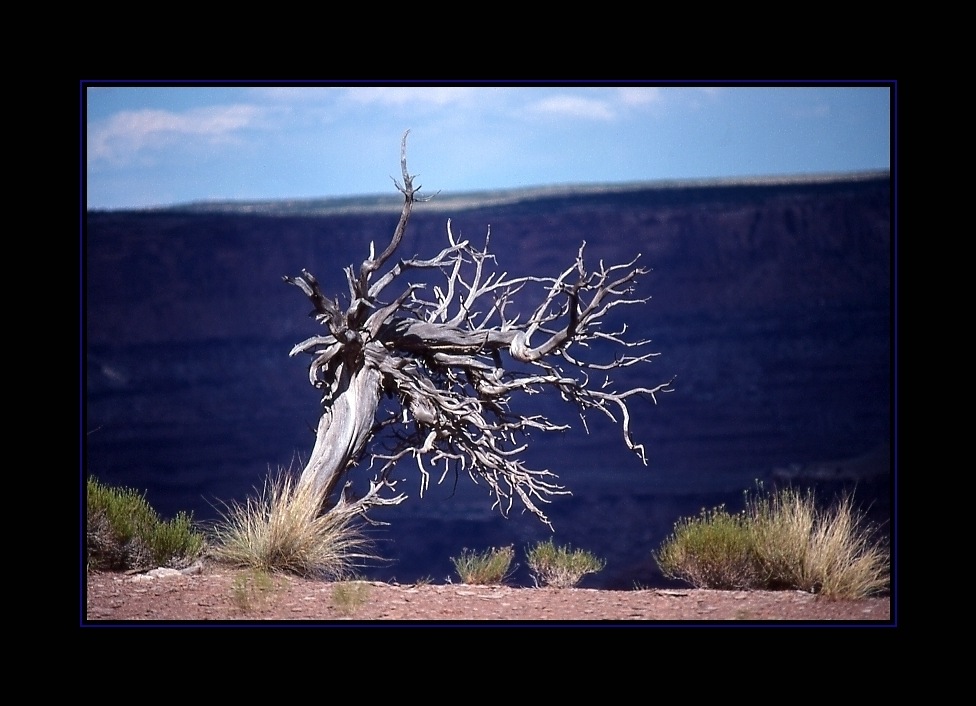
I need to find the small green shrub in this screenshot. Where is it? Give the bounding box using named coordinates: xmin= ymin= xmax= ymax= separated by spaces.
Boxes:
xmin=209 ymin=469 xmax=376 ymax=579
xmin=451 ymin=545 xmax=515 ymax=585
xmin=655 ymin=505 xmax=759 ymax=590
xmin=654 ymin=485 xmax=889 ymax=600
xmin=231 ymin=569 xmax=278 ymax=613
xmin=331 ymin=581 xmax=371 ymax=616
xmin=526 ymin=539 xmax=605 ymax=588
xmin=86 ymin=476 xmax=205 ymax=571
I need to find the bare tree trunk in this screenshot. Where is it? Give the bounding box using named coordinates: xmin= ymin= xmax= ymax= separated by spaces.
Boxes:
xmin=298 ymin=359 xmax=381 ymax=502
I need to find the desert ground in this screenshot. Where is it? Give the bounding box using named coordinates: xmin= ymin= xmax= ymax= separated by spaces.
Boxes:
xmin=85 ymin=563 xmax=891 ymax=623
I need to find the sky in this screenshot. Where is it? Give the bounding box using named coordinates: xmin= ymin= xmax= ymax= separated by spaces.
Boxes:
xmin=83 ymin=83 xmax=893 ymax=211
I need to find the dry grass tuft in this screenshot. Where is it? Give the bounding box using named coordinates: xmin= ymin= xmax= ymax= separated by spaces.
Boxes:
xmin=451 ymin=545 xmax=515 ymax=585
xmin=209 ymin=470 xmax=376 ymax=579
xmin=331 ymin=581 xmax=371 ymax=616
xmin=230 ymin=569 xmax=279 ymax=613
xmin=656 ymin=484 xmax=889 ymax=600
xmin=525 ymin=539 xmax=605 ymax=588
xmin=749 ymin=487 xmax=889 ymax=599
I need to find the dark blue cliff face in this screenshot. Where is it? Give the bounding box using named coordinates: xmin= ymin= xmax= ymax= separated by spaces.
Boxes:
xmin=83 ymin=177 xmax=893 ymax=588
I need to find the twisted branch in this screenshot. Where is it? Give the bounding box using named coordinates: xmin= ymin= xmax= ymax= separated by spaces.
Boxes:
xmin=285 ymin=131 xmax=673 ymax=525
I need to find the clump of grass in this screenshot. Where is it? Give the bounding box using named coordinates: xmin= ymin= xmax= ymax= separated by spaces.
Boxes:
xmin=209 ymin=469 xmax=376 ymax=579
xmin=451 ymin=545 xmax=515 ymax=585
xmin=747 ymin=486 xmax=889 ymax=599
xmin=86 ymin=476 xmax=205 ymax=571
xmin=525 ymin=539 xmax=605 ymax=588
xmin=331 ymin=581 xmax=371 ymax=616
xmin=231 ymin=569 xmax=278 ymax=613
xmin=654 ymin=484 xmax=889 ymax=600
xmin=655 ymin=505 xmax=759 ymax=590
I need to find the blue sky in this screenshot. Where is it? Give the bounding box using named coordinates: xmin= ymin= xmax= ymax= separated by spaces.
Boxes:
xmin=83 ymin=83 xmax=893 ymax=211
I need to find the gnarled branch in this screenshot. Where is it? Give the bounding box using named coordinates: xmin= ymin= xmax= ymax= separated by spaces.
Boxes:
xmin=285 ymin=132 xmax=673 ymax=526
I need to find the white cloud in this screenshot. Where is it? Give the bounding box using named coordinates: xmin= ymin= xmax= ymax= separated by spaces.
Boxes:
xmin=88 ymin=104 xmax=268 ymax=166
xmin=340 ymin=86 xmax=481 ymax=108
xmin=615 ymin=87 xmax=665 ymax=106
xmin=523 ymin=94 xmax=617 ymax=122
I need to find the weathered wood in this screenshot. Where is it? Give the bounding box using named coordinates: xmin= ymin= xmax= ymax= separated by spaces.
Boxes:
xmin=286 ymin=131 xmax=673 ymax=526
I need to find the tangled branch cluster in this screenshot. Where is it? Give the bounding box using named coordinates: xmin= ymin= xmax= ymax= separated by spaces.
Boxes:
xmin=286 ymin=132 xmax=673 ymax=526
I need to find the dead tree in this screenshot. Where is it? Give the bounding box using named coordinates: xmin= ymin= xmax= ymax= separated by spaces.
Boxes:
xmin=285 ymin=132 xmax=673 ymax=527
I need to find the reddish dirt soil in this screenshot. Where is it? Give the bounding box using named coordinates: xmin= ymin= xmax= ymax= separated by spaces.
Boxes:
xmin=84 ymin=563 xmax=892 ymax=623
